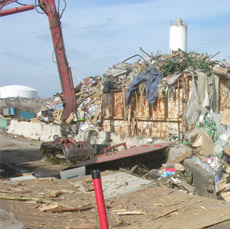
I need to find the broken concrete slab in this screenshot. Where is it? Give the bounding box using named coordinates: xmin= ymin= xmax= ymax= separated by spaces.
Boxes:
xmin=10 ymin=175 xmax=36 ymax=182
xmin=7 ymin=119 xmax=61 ymax=142
xmin=183 ymin=158 xmax=216 ymax=198
xmin=7 ymin=120 xmax=42 ymax=140
xmin=60 ymin=166 xmax=86 ymax=180
xmin=0 ymin=208 xmax=25 ymax=229
xmin=102 ymin=172 xmax=154 ymax=199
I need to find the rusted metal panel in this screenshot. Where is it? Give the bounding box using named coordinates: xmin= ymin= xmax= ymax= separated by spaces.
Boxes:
xmin=136 ymin=94 xmax=166 ymax=120
xmin=102 ymin=83 xmax=184 ymax=138
xmin=219 ymin=79 xmax=230 ymax=111
xmin=168 ymin=87 xmax=183 ymax=119
xmin=102 ymin=120 xmax=130 ymax=136
xmin=102 ymin=76 xmax=230 ymax=139
xmin=136 ymin=94 xmax=150 ymax=119
xmin=102 ymin=93 xmax=113 ymax=119
xmin=102 ymin=119 xmax=180 ymax=138
xmin=113 ymin=92 xmax=124 ymax=119
xmin=137 ymin=121 xmax=179 ymax=138
xmin=151 ymin=97 xmax=166 ymax=119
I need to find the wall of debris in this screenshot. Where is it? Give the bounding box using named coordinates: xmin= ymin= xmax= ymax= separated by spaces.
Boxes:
xmin=100 ymin=51 xmax=230 ymax=140
xmin=1 ymin=50 xmax=229 ymax=145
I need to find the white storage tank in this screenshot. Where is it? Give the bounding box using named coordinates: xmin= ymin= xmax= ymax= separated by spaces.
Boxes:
xmin=0 ymin=85 xmax=38 ymax=98
xmin=169 ymin=18 xmax=187 ymax=53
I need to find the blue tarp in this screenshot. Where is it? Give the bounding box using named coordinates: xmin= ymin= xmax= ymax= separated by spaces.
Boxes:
xmin=126 ymin=65 xmax=162 ymax=105
xmin=19 ymin=111 xmax=34 ymax=120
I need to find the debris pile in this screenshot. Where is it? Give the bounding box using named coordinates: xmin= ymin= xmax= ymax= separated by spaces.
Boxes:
xmin=1 ymin=49 xmax=230 ymax=201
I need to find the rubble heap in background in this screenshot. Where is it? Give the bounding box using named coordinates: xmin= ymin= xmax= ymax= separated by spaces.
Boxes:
xmin=1 ymin=49 xmax=230 ymax=201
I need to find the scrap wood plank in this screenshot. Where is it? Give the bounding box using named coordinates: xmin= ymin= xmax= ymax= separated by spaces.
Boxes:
xmin=52 ymin=109 xmax=63 ymax=122
xmin=113 ymin=212 xmax=124 ymax=225
xmin=152 ymin=208 xmax=179 ymax=220
xmin=47 ymin=191 xmax=63 ymax=198
xmin=154 ymin=202 xmax=182 ymax=207
xmin=0 ymin=195 xmax=52 ymax=204
xmin=66 ymin=225 xmax=97 ymax=229
xmin=39 ymin=203 xmax=93 ymax=213
xmin=202 ymin=219 xmax=230 ymax=228
xmin=112 ymin=209 xmax=147 ymax=215
xmin=117 ymin=211 xmax=147 ymax=215
xmin=91 ymin=107 xmax=101 ymax=124
xmin=171 ymin=151 xmax=192 ymax=163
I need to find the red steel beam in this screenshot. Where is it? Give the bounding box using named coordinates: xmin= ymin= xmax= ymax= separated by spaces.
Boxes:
xmin=0 ymin=4 xmax=34 ymax=16
xmin=103 ymin=142 xmax=127 ymax=154
xmin=39 ymin=0 xmax=76 ymax=121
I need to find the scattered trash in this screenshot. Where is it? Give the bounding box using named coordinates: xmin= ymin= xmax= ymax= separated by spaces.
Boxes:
xmin=161 ymin=171 xmax=175 ymax=178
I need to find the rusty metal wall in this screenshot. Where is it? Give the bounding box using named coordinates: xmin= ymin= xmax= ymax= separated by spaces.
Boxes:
xmin=219 ymin=79 xmax=230 ymax=111
xmin=101 ymin=78 xmax=230 ymax=138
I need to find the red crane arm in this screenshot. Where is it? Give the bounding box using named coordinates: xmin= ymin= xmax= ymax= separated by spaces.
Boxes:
xmin=0 ymin=0 xmax=77 ymax=121
xmin=0 ymin=4 xmax=34 ymax=16
xmin=0 ymin=0 xmax=18 ymax=8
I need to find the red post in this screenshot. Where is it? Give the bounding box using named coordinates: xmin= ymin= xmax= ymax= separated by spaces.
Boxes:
xmin=92 ymin=170 xmax=109 ymax=229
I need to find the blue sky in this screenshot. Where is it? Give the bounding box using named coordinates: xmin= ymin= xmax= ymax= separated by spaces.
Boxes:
xmin=0 ymin=0 xmax=230 ymax=98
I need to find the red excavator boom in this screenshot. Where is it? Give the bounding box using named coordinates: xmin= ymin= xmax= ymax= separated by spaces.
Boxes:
xmin=0 ymin=0 xmax=76 ymax=121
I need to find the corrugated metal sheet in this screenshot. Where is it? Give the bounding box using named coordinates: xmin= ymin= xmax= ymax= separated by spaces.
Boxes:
xmin=102 ymin=76 xmax=230 ymax=138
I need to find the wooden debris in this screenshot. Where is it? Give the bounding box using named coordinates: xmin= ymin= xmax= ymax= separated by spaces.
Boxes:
xmin=66 ymin=224 xmax=97 ymax=229
xmin=171 ymin=151 xmax=192 ymax=163
xmin=170 ymin=178 xmax=195 ymax=194
xmin=81 ymin=183 xmax=94 ymax=192
xmin=47 ymin=191 xmax=63 ymax=198
xmin=112 ymin=209 xmax=147 ymax=215
xmin=40 ymin=203 xmax=93 ymax=213
xmin=39 ymin=203 xmax=60 ymax=212
xmin=0 ymin=195 xmax=52 ymax=204
xmin=91 ymin=107 xmax=101 ymax=124
xmin=152 ymin=208 xmax=179 ymax=220
xmin=200 ymin=206 xmax=208 ymax=211
xmin=154 ymin=202 xmax=181 ymax=207
xmin=65 ymin=113 xmax=75 ymax=124
xmin=38 ymin=177 xmax=54 ymax=182
xmin=113 ymin=213 xmax=124 ymax=225
xmin=213 ymin=65 xmax=229 ymax=78
xmin=52 ymin=109 xmax=63 ymax=123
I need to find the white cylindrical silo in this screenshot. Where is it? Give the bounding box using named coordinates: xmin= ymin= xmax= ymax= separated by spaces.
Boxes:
xmin=169 ymin=18 xmax=187 ymax=53
xmin=0 ymin=85 xmax=38 ymax=98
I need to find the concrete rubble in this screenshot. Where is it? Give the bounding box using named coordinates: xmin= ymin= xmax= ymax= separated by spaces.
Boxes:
xmin=1 ymin=49 xmax=230 ymax=227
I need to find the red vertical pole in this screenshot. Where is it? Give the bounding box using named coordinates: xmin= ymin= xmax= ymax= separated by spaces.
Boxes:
xmin=92 ymin=170 xmax=109 ymax=229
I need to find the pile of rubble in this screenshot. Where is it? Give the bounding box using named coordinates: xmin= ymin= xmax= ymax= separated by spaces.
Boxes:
xmin=35 ymin=50 xmax=229 ymax=125
xmin=1 ymin=49 xmax=230 ymax=202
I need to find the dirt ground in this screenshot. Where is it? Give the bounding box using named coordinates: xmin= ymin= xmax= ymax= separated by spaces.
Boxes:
xmin=0 ymin=132 xmax=67 ymax=179
xmin=1 ymin=132 xmax=230 ymax=229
